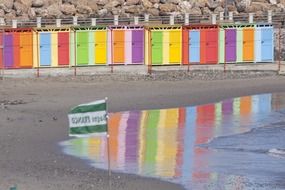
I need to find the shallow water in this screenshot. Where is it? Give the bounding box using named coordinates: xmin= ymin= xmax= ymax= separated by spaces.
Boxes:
xmin=60 ymin=93 xmax=285 ymax=190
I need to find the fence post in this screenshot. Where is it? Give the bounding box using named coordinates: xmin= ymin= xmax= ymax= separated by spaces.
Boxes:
xmin=12 ymin=20 xmax=17 ymax=28
xmin=229 ymin=12 xmax=233 ymax=21
xmin=73 ymin=16 xmax=78 ymax=26
xmin=249 ymin=13 xmax=254 ymax=23
xmin=91 ymin=18 xmax=96 ymax=26
xmin=56 ymin=18 xmax=61 ymax=27
xmin=184 ymin=13 xmax=189 ymax=25
xmin=134 ymin=16 xmax=139 ymax=25
xmin=211 ymin=14 xmax=217 ymax=24
xmin=36 ymin=17 xmax=41 ymax=28
xmin=144 ymin=14 xmax=149 ymax=22
xmin=268 ymin=10 xmax=272 ymax=24
xmin=170 ymin=15 xmax=174 ymax=25
xmin=114 ymin=15 xmax=119 ymax=25
xmin=0 ymin=18 xmax=5 ymax=26
xmin=219 ymin=12 xmax=224 ymax=21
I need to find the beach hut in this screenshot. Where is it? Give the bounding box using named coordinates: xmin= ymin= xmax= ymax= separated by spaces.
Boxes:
xmin=183 ymin=24 xmax=218 ymax=65
xmin=33 ymin=27 xmax=71 ymax=67
xmin=72 ymin=26 xmax=108 ymax=66
xmin=109 ymin=25 xmax=145 ymax=65
xmin=255 ymin=23 xmax=274 ymax=63
xmin=145 ymin=25 xmax=182 ymax=65
xmin=2 ymin=28 xmax=33 ymax=68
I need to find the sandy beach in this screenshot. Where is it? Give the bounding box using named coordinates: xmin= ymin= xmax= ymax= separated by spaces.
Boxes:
xmin=1 ymin=70 xmax=285 ymax=190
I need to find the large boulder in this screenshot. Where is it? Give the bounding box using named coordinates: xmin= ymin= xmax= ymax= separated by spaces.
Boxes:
xmin=32 ymin=0 xmax=44 ymax=7
xmin=46 ymin=3 xmax=62 ymax=18
xmin=60 ymin=4 xmax=76 ymax=15
xmin=245 ymin=2 xmax=269 ymax=12
xmin=87 ymin=0 xmax=99 ymax=11
xmin=235 ymin=0 xmax=251 ymax=12
xmin=15 ymin=0 xmax=33 ymax=7
xmin=13 ymin=2 xmax=29 ymax=16
xmin=97 ymin=8 xmax=108 ymax=16
xmin=189 ymin=6 xmax=202 ymax=15
xmin=141 ymin=0 xmax=153 ymax=8
xmin=104 ymin=0 xmax=121 ymax=10
xmin=147 ymin=7 xmax=160 ymax=15
xmin=125 ymin=0 xmax=140 ymax=5
xmin=0 ymin=0 xmax=14 ymax=9
xmin=159 ymin=3 xmax=177 ymax=13
xmin=76 ymin=5 xmax=92 ymax=15
xmin=178 ymin=1 xmax=193 ymax=13
xmin=206 ymin=0 xmax=221 ymax=10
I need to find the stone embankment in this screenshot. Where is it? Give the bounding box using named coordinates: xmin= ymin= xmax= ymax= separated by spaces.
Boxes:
xmin=0 ymin=0 xmax=285 ymax=20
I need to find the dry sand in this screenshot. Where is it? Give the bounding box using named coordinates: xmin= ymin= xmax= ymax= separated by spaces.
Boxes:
xmin=1 ymin=71 xmax=285 ymax=190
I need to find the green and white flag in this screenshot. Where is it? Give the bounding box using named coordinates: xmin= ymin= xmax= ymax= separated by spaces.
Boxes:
xmin=68 ymin=99 xmax=107 ymax=137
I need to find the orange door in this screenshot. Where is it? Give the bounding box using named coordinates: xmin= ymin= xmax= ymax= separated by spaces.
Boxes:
xmin=113 ymin=30 xmax=125 ymax=64
xmin=243 ymin=28 xmax=254 ymax=62
xmin=20 ymin=32 xmax=33 ymax=68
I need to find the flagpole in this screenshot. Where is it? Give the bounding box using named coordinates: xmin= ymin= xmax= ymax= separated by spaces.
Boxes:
xmin=105 ymin=97 xmax=111 ymax=177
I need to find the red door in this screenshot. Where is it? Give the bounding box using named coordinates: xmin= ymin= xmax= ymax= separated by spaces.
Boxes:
xmin=205 ymin=29 xmax=218 ymax=64
xmin=58 ymin=32 xmax=69 ymax=66
xmin=182 ymin=29 xmax=189 ymax=65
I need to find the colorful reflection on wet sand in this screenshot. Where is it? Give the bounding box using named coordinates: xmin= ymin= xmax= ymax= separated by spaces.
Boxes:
xmin=60 ymin=93 xmax=285 ymax=189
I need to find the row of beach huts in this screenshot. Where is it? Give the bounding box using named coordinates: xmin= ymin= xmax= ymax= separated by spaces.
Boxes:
xmin=0 ymin=22 xmax=274 ymax=69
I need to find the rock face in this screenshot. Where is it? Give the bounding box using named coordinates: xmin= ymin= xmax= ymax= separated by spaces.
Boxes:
xmin=0 ymin=0 xmax=284 ymax=19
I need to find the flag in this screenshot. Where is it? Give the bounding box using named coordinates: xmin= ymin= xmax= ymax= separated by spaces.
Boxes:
xmin=68 ymin=99 xmax=107 ymax=137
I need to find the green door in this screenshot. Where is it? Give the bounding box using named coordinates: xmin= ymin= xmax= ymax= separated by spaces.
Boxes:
xmin=151 ymin=31 xmax=163 ymax=65
xmin=76 ymin=31 xmax=89 ymax=65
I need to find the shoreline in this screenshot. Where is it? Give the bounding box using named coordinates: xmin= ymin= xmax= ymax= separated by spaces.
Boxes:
xmin=1 ymin=72 xmax=285 ymax=190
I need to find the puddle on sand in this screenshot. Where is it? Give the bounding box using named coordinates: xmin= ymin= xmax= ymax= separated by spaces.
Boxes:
xmin=60 ymin=93 xmax=285 ymax=190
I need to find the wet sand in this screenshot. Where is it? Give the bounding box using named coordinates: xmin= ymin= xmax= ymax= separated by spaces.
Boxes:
xmin=1 ymin=72 xmax=285 ymax=190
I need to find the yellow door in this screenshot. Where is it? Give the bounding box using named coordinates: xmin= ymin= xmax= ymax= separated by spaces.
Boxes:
xmin=94 ymin=30 xmax=107 ymax=64
xmin=243 ymin=28 xmax=254 ymax=62
xmin=169 ymin=30 xmax=181 ymax=64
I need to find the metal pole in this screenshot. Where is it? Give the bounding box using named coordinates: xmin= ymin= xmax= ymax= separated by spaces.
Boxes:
xmin=0 ymin=30 xmax=4 ymax=79
xmin=74 ymin=30 xmax=77 ymax=76
xmin=110 ymin=28 xmax=114 ymax=73
xmin=105 ymin=97 xmax=111 ymax=177
xmin=224 ymin=29 xmax=226 ymax=73
xmin=36 ymin=31 xmax=40 ymax=77
xmin=224 ymin=0 xmax=228 ymax=19
xmin=148 ymin=28 xmax=152 ymax=75
xmin=278 ymin=26 xmax=281 ymax=72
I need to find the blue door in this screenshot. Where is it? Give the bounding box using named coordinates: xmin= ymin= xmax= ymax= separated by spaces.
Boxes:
xmin=189 ymin=30 xmax=200 ymax=63
xmin=40 ymin=33 xmax=51 ymax=66
xmin=255 ymin=28 xmax=261 ymax=62
xmin=261 ymin=27 xmax=273 ymax=62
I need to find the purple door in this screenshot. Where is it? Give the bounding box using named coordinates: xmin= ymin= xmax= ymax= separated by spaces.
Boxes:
xmin=225 ymin=29 xmax=236 ymax=62
xmin=4 ymin=33 xmax=13 ymax=68
xmin=125 ymin=111 xmax=140 ymax=164
xmin=132 ymin=30 xmax=144 ymax=64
